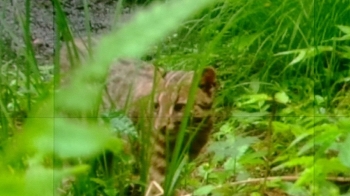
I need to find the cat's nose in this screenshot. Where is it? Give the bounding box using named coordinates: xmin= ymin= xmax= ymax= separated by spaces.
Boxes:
xmin=155 ymin=117 xmax=174 ymax=132
xmin=154 ymin=117 xmax=167 ymax=131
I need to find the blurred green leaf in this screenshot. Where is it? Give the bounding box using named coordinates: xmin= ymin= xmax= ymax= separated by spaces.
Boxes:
xmin=238 ymin=94 xmax=271 ymax=106
xmin=0 ymin=174 xmax=24 ymax=196
xmin=52 ymin=119 xmax=114 ymax=158
xmin=24 ymin=116 xmax=117 ymax=158
xmin=339 ymin=133 xmax=350 ymax=168
xmin=25 ymin=165 xmax=59 ymax=196
xmin=274 ymin=91 xmax=290 ymax=104
xmin=336 ymin=25 xmax=350 ymax=35
xmin=193 ymin=185 xmax=215 ymax=196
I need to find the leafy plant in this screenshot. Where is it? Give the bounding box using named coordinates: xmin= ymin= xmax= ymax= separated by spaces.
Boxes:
xmin=2 ymin=0 xmax=350 ymax=195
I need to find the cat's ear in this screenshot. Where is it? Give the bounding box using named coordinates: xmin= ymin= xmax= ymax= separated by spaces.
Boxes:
xmin=199 ymin=67 xmax=216 ymax=95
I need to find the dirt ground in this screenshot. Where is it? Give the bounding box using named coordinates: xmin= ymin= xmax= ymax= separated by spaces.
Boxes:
xmin=0 ymin=0 xmax=133 ymax=64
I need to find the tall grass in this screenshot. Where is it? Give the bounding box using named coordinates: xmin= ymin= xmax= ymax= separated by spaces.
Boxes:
xmin=1 ymin=0 xmax=217 ymax=195
xmin=1 ymin=0 xmax=350 ymax=195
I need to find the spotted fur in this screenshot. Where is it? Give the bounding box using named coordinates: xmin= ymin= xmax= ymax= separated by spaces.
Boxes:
xmin=149 ymin=68 xmax=216 ymax=191
xmin=59 ymin=37 xmax=216 ymax=195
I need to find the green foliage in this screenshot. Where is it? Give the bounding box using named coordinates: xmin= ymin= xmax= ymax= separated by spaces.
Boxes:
xmin=1 ymin=0 xmax=218 ymax=195
xmin=1 ymin=0 xmax=350 ymax=195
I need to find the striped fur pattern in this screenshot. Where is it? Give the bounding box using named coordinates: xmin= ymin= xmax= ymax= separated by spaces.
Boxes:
xmin=150 ymin=68 xmax=216 ymax=189
xmin=59 ymin=37 xmax=216 ymax=195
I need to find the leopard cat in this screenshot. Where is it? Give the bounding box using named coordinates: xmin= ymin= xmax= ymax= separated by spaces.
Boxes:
xmin=147 ymin=67 xmax=216 ymax=195
xmin=59 ymin=37 xmax=216 ymax=195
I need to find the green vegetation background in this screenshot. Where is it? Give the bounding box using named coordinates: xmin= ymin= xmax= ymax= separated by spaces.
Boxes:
xmin=1 ymin=0 xmax=350 ymax=195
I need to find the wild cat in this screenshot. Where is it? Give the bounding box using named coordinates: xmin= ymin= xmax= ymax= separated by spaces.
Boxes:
xmin=59 ymin=37 xmax=216 ymax=195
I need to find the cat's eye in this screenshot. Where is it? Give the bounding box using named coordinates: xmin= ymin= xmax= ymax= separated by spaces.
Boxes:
xmin=174 ymin=103 xmax=185 ymax=112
